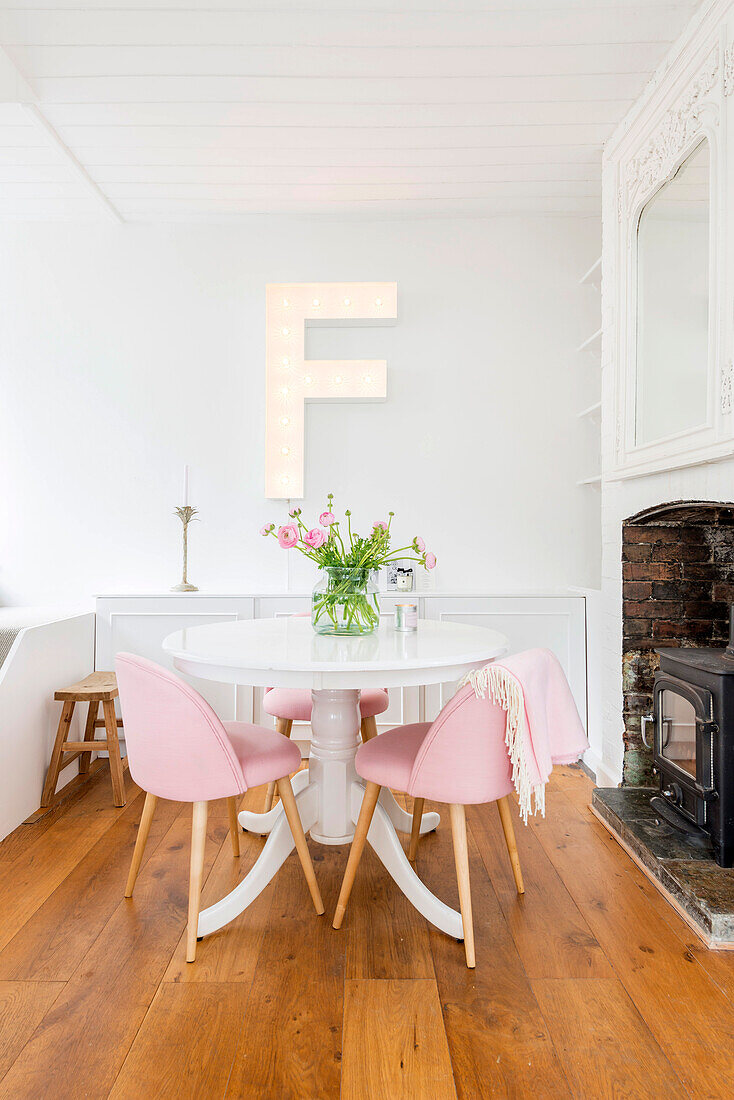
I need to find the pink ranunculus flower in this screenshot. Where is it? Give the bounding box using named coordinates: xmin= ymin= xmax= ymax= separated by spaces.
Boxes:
xmin=414 ymin=536 xmax=425 ymax=553
xmin=304 ymin=527 xmax=327 ymax=549
xmin=319 ymin=511 xmax=335 ymax=526
xmin=424 ymin=552 xmax=437 ymax=570
xmin=277 ymin=523 xmax=299 ymax=549
xmin=373 ymin=520 xmax=388 ymax=531
xmin=260 ymin=523 xmax=274 ymax=536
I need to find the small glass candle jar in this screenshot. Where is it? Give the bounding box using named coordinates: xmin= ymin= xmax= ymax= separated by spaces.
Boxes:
xmin=395 ymin=603 xmax=418 ymax=631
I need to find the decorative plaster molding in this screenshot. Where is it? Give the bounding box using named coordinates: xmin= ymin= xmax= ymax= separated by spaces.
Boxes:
xmin=722 ymin=360 xmax=734 ymax=415
xmin=724 ymin=45 xmax=734 ymax=95
xmin=619 ymin=46 xmax=719 ymax=219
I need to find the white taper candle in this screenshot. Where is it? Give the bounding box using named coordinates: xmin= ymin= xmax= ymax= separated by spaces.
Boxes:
xmin=183 ymin=464 xmax=189 ymax=506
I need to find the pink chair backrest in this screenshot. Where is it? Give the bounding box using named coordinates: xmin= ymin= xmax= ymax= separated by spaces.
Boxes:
xmin=407 ymin=682 xmax=514 ymax=804
xmin=115 ymin=653 xmax=246 ymax=802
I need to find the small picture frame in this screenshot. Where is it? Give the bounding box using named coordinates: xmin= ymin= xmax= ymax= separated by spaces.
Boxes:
xmin=384 ymin=560 xmax=414 ymax=592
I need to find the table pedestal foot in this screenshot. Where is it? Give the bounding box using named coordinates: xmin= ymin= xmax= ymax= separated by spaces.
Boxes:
xmin=350 ymin=782 xmax=462 ymax=940
xmin=378 ymin=787 xmax=440 ymax=836
xmin=198 ymin=782 xmax=319 ymax=938
xmin=239 ymin=767 xmax=310 ymax=835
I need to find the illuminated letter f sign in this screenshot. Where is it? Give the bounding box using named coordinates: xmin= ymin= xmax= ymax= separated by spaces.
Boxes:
xmin=265 ymin=281 xmax=397 ymax=498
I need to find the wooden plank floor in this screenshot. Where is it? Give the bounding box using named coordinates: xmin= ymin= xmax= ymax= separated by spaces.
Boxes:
xmin=1 ymin=765 xmax=733 ymax=1098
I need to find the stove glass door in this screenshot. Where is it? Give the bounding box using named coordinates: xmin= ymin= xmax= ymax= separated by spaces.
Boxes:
xmin=658 ymin=689 xmax=698 ymax=778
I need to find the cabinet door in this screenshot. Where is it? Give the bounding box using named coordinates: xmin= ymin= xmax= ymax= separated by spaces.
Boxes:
xmin=423 ymin=596 xmax=587 ymax=728
xmin=96 ymin=597 xmax=255 ymax=724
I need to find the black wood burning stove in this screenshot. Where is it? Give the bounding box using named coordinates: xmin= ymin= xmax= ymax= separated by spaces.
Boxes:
xmin=645 ymin=605 xmax=734 ymax=867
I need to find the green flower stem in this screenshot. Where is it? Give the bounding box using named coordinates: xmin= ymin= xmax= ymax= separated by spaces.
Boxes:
xmin=332 ymin=522 xmax=347 ymax=558
xmin=381 ymin=543 xmax=420 ymax=558
xmin=311 ymin=567 xmax=380 ymax=635
xmin=266 ymin=528 xmax=322 ymax=565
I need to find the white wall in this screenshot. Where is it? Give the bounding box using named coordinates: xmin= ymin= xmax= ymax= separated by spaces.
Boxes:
xmin=0 ymin=216 xmax=600 ymax=606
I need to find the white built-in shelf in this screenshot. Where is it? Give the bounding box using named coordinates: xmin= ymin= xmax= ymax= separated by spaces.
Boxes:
xmin=576 ymin=400 xmax=602 ymax=420
xmin=576 ymin=475 xmax=602 ymax=487
xmin=579 ymin=256 xmax=601 ymax=286
xmin=575 ymin=327 xmax=602 ymax=354
xmin=577 ymin=260 xmax=602 ymax=492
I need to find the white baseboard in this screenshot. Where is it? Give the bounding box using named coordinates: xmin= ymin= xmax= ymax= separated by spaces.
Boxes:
xmin=582 ymin=748 xmax=620 ymax=789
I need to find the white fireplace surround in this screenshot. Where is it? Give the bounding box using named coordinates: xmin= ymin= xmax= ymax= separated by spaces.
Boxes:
xmin=599 ymin=0 xmax=734 ymax=785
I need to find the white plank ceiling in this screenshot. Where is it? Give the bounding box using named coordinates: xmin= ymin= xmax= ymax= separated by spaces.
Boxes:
xmin=0 ymin=1 xmax=702 ymax=221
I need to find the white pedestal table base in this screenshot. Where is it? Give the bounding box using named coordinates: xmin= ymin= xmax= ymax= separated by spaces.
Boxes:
xmin=196 ymin=688 xmax=459 ymax=941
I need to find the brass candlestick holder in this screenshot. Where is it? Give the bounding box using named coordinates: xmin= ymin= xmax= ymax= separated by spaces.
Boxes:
xmin=172 ymin=505 xmax=199 ymax=592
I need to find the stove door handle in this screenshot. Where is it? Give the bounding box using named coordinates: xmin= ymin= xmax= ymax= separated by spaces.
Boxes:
xmin=641 ymin=714 xmax=654 ymax=748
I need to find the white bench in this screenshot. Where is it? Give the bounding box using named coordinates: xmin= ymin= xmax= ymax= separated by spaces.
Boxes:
xmin=0 ymin=608 xmax=95 ymax=840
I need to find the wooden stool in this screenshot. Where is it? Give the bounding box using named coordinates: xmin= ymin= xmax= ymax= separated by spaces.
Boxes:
xmin=41 ymin=672 xmax=127 ymax=808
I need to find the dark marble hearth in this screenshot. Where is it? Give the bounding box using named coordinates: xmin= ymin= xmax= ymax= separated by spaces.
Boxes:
xmin=592 ymin=787 xmax=734 ymax=946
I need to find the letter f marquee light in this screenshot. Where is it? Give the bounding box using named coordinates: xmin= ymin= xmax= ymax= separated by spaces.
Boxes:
xmin=265 ymin=282 xmax=397 ymax=498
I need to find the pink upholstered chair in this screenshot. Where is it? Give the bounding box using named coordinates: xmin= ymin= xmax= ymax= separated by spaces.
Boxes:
xmin=261 ymin=689 xmax=389 ymax=811
xmin=115 ymin=653 xmax=324 ymax=962
xmin=332 ymin=682 xmax=524 ymax=968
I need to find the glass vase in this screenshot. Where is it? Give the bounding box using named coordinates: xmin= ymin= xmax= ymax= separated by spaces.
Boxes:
xmin=311 ymin=566 xmax=380 ymax=635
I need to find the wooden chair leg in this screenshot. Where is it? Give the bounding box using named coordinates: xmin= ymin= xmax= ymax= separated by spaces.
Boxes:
xmin=333 ymin=781 xmax=381 ymax=930
xmin=79 ymin=700 xmax=99 ymax=775
xmin=40 ymin=700 xmax=75 ymax=807
xmin=276 ymin=777 xmax=324 ymax=915
xmin=186 ymin=801 xmax=208 ymax=963
xmin=450 ymin=803 xmax=475 ymax=968
xmin=125 ymin=792 xmax=157 ymax=897
xmin=102 ymin=698 xmax=126 ymax=807
xmin=264 ymin=718 xmax=293 ymax=812
xmin=497 ymin=796 xmax=525 ymax=895
xmin=360 ymin=716 xmax=378 ymax=742
xmin=408 ymin=797 xmax=425 ymax=862
xmin=227 ymin=797 xmax=240 ymax=858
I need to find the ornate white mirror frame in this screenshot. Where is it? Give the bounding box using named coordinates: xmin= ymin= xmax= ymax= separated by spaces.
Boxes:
xmin=610 ymin=41 xmax=734 ymax=480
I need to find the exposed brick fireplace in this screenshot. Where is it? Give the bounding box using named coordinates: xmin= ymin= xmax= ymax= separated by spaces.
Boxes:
xmin=621 ymin=501 xmax=734 ymax=786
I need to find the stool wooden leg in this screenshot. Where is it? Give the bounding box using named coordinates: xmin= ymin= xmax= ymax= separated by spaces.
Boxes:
xmin=360 ymin=716 xmax=378 ymax=742
xmin=408 ymin=798 xmax=425 ymax=862
xmin=333 ymin=781 xmax=381 ymax=930
xmin=264 ymin=718 xmax=293 ymax=812
xmin=125 ymin=792 xmax=157 ymax=897
xmin=227 ymin=797 xmax=240 ymax=858
xmin=497 ymin=796 xmax=525 ymax=895
xmin=40 ymin=700 xmax=75 ymax=808
xmin=79 ymin=700 xmax=99 ymax=776
xmin=187 ymin=801 xmax=208 ymax=963
xmin=102 ymin=698 xmax=126 ymax=807
xmin=450 ymin=803 xmax=475 ymax=968
xmin=277 ymin=777 xmax=324 ymax=915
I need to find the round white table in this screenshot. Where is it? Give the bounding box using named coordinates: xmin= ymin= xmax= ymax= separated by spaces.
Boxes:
xmin=162 ymin=617 xmax=508 ymax=942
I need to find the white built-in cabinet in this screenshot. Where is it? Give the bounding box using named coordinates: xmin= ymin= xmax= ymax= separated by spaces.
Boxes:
xmin=96 ymin=592 xmax=587 ymax=749
xmin=422 ymin=596 xmax=587 ymax=727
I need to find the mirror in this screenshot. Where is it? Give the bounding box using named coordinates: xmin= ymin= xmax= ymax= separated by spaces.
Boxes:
xmin=635 ymin=139 xmax=710 ymax=446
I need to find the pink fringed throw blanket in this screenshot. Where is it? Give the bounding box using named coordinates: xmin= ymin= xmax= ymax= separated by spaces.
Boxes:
xmin=460 ymin=648 xmax=588 ymax=823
